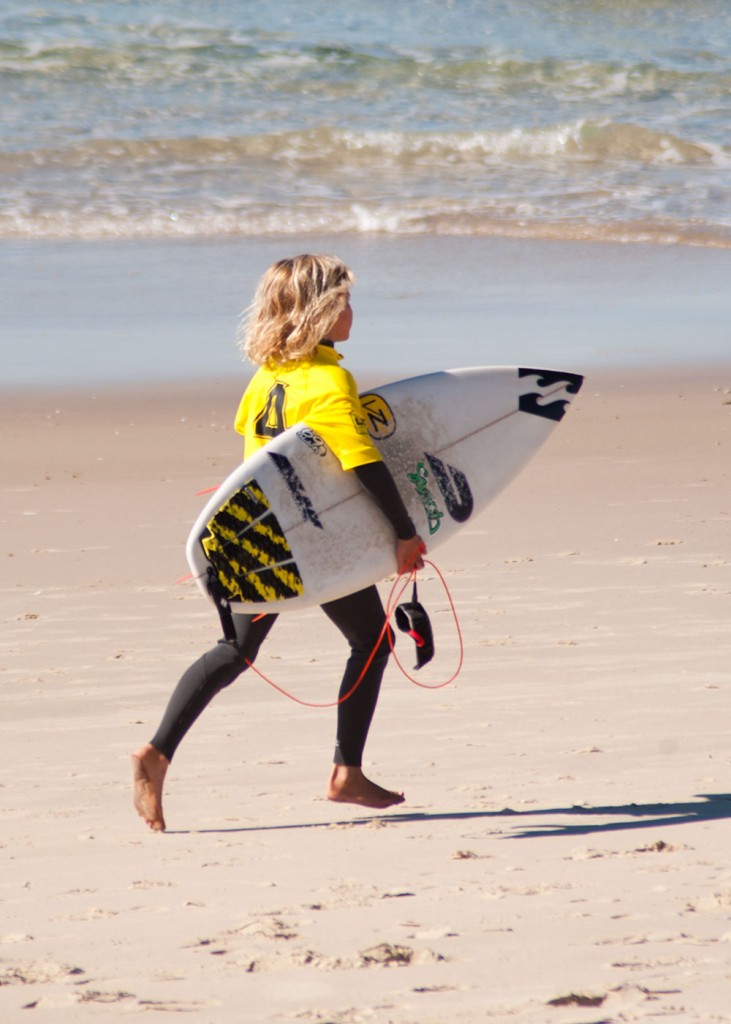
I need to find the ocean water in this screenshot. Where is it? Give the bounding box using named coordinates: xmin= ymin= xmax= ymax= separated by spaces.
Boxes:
xmin=2 ymin=0 xmax=731 ymax=247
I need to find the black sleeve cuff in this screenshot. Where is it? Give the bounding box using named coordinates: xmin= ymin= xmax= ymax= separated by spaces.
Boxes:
xmin=352 ymin=460 xmax=416 ymax=540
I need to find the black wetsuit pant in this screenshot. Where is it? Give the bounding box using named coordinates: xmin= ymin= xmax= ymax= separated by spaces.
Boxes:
xmin=150 ymin=585 xmax=392 ymax=768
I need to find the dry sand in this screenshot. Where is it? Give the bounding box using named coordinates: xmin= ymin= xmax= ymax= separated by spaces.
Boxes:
xmin=2 ymin=365 xmax=731 ymax=1022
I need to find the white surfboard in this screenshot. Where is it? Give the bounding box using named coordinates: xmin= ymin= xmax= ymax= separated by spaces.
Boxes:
xmin=186 ymin=366 xmax=583 ymax=614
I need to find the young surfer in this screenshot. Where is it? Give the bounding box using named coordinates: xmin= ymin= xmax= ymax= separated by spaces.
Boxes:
xmin=132 ymin=254 xmax=426 ymax=831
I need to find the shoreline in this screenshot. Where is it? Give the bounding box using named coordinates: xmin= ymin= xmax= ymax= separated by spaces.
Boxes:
xmin=2 ymin=361 xmax=730 ymax=414
xmin=3 ymin=234 xmax=731 ymax=390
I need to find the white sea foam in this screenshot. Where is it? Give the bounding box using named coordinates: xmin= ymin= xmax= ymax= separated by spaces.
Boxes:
xmin=1 ymin=0 xmax=730 ymax=246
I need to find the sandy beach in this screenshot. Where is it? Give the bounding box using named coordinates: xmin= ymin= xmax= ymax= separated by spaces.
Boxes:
xmin=2 ymin=343 xmax=730 ymax=1022
xmin=4 ymin=0 xmax=731 ymax=1014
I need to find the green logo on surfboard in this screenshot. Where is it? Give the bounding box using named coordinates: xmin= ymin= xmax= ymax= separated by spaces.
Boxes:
xmin=407 ymin=461 xmax=444 ymax=535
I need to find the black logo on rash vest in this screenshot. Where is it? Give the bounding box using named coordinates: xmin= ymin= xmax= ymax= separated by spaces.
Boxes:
xmin=254 ymin=381 xmax=288 ymax=438
xmin=268 ymin=452 xmax=323 ymax=529
xmin=518 ymin=368 xmax=584 ymax=422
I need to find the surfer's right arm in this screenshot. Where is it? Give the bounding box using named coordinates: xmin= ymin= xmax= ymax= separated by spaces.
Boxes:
xmin=352 ymin=461 xmax=426 ymax=573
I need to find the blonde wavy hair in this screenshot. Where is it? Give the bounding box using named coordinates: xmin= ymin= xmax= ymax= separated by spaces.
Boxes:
xmin=239 ymin=254 xmax=354 ymax=366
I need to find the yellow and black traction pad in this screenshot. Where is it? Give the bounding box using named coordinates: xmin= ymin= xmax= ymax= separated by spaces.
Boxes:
xmin=200 ymin=478 xmax=304 ymax=604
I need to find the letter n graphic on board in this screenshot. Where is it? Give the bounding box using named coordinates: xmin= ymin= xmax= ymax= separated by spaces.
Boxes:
xmin=360 ymin=393 xmax=396 ymax=440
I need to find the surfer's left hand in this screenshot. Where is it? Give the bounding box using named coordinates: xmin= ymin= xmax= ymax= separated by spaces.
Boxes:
xmin=397 ymin=535 xmax=426 ymax=574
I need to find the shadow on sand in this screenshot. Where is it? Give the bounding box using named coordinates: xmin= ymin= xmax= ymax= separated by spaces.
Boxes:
xmin=393 ymin=792 xmax=731 ymax=839
xmin=167 ymin=792 xmax=731 ymax=839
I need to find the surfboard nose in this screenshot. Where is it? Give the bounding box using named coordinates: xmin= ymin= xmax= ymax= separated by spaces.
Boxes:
xmin=518 ymin=368 xmax=584 ymax=421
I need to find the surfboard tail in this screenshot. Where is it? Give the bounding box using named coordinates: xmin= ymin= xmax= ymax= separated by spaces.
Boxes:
xmin=196 ymin=478 xmax=305 ymax=605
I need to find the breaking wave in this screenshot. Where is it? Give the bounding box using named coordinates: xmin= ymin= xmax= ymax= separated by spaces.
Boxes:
xmin=2 ymin=121 xmax=730 ymax=247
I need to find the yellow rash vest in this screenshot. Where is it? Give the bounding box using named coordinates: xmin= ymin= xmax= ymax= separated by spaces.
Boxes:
xmin=234 ymin=344 xmax=381 ymax=471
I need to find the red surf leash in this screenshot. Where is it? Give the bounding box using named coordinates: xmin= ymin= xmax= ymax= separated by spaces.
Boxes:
xmin=241 ymin=559 xmax=463 ymax=706
xmin=388 ymin=559 xmax=463 ymax=690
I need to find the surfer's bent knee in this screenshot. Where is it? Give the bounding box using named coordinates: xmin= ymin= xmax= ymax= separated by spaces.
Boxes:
xmin=204 ymin=640 xmax=249 ymax=688
xmin=370 ymin=625 xmax=393 ymax=662
xmin=216 ymin=637 xmax=247 ymax=658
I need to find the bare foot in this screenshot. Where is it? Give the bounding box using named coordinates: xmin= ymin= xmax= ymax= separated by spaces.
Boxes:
xmin=131 ymin=744 xmax=169 ymax=832
xmin=327 ymin=765 xmax=405 ymax=810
